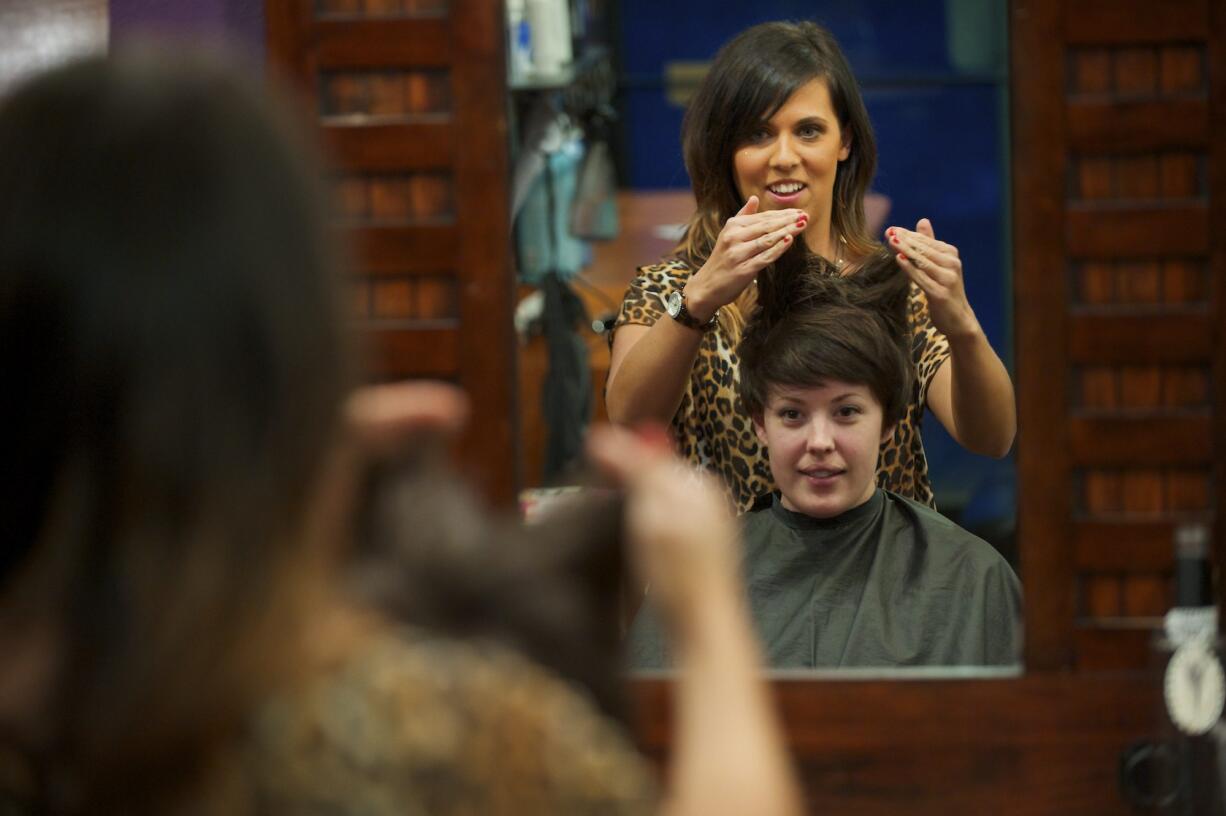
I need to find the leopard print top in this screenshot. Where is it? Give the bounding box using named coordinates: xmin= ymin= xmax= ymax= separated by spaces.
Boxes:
xmin=612 ymin=258 xmax=951 ymax=513
xmin=244 ymin=627 xmax=656 ymax=814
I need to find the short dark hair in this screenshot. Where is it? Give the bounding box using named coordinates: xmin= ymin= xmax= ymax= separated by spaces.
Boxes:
xmin=737 ymin=251 xmax=913 ymax=427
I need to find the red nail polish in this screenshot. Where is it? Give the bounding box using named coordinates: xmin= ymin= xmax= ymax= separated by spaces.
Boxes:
xmin=783 ymin=234 xmax=793 ymax=243
xmin=634 ymin=423 xmax=672 ymax=452
xmin=891 ymin=236 xmax=900 ymax=245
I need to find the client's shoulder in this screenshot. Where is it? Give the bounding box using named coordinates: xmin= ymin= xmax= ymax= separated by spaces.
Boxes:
xmin=739 ymin=494 xmax=778 ymax=537
xmin=883 ymin=491 xmax=1015 ymax=577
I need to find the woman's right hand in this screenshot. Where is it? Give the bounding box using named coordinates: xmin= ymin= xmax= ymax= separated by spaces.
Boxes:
xmin=683 ymin=196 xmax=808 ymax=322
xmin=586 ymin=424 xmax=741 ymax=633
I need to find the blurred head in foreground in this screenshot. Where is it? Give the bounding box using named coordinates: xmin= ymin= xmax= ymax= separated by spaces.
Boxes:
xmin=0 ymin=47 xmax=352 ymax=809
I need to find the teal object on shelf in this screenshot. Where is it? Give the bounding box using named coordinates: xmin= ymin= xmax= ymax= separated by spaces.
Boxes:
xmin=516 ymin=137 xmax=590 ymax=284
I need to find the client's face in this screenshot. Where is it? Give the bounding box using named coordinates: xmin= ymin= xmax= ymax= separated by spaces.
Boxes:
xmin=732 ymin=77 xmax=850 ymax=234
xmin=754 ymin=380 xmax=891 ymax=518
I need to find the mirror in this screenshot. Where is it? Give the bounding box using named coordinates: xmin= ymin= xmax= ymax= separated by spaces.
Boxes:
xmin=510 ymin=0 xmax=1020 ymax=674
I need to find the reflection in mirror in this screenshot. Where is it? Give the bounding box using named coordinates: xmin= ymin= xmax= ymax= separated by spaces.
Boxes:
xmin=509 ymin=4 xmax=1020 ymax=672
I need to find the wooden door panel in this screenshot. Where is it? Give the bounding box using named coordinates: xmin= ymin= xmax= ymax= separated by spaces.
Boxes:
xmin=267 ymin=0 xmax=517 ymax=503
xmin=1014 ymin=0 xmax=1225 ymax=671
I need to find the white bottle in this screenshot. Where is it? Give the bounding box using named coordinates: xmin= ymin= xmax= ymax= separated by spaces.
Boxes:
xmin=525 ymin=0 xmax=572 ymax=76
xmin=507 ymin=0 xmax=533 ymax=80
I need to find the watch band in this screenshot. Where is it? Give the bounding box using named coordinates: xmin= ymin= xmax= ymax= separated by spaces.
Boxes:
xmin=668 ymin=290 xmax=718 ymax=331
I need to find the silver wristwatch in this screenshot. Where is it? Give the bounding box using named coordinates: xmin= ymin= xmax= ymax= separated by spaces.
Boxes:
xmin=666 ymin=290 xmax=717 ymax=331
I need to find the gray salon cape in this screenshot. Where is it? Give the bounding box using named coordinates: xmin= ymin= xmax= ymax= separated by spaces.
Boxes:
xmin=628 ymin=489 xmax=1022 ymax=669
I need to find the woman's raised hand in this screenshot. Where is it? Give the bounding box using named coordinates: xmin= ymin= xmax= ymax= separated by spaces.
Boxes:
xmin=683 ymin=196 xmax=808 ymax=321
xmin=887 ymin=218 xmax=981 ymax=340
xmin=345 ymin=380 xmax=469 ymax=457
xmin=585 ymin=424 xmax=741 ymax=631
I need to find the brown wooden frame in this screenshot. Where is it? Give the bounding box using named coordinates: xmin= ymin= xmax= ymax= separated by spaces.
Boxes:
xmin=633 ymin=673 xmax=1155 ymax=815
xmin=266 ymin=0 xmax=519 ymax=504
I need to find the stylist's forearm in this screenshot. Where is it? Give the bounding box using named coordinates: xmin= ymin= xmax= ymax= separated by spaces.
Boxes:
xmin=947 ymin=329 xmax=1017 ymax=457
xmin=667 ymin=592 xmax=804 ymax=816
xmin=606 ymin=317 xmax=706 ymax=426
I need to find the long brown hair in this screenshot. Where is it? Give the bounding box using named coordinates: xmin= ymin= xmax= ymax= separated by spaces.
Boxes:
xmin=0 ymin=48 xmax=351 ymax=811
xmin=675 ymin=21 xmax=880 ymax=337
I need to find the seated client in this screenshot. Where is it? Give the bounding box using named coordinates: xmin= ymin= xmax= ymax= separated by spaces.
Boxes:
xmin=630 ymin=252 xmax=1022 ymax=669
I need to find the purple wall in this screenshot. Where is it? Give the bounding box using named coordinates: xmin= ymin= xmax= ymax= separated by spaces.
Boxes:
xmin=109 ymin=0 xmax=264 ymax=58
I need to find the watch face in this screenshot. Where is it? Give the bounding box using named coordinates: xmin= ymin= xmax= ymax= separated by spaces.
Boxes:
xmin=666 ymin=290 xmax=683 ymax=318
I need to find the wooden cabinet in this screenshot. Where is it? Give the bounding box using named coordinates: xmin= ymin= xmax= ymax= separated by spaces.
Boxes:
xmin=1014 ymin=0 xmax=1226 ymax=672
xmin=266 ymin=0 xmax=518 ymax=504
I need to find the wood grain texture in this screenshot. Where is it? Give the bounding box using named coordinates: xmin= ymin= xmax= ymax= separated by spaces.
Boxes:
xmin=1066 ymin=204 xmax=1208 ymax=258
xmin=1209 ymin=0 xmax=1226 ymax=633
xmin=349 ymin=224 xmax=459 ymax=273
xmin=1064 ymin=0 xmax=1208 ymax=46
xmin=1158 ymin=153 xmax=1202 ymax=199
xmin=632 ymin=674 xmax=1158 ymax=815
xmin=1068 ymin=312 xmax=1211 ymax=365
xmin=1111 ymin=47 xmax=1158 ymax=97
xmin=1069 ymin=417 xmax=1212 ymax=467
xmin=371 ymin=279 xmax=414 ymax=318
xmin=1122 ymin=575 xmax=1168 ymax=617
xmin=1013 ymin=0 xmax=1074 ymax=671
xmin=1166 ymin=468 xmax=1211 ymax=511
xmin=1116 ymin=365 xmax=1161 ymax=407
xmin=1074 ymin=520 xmax=1179 ymax=571
xmin=1114 ymin=262 xmax=1161 ymax=303
xmin=1083 ymin=574 xmax=1122 ymax=617
xmin=1161 ymin=366 xmax=1209 ymax=408
xmin=1069 ymin=48 xmax=1111 ymax=95
xmin=448 ymin=0 xmax=518 ymax=505
xmin=1159 ymin=45 xmax=1205 ymax=94
xmin=1078 ymin=366 xmax=1118 ymax=409
xmin=324 ymin=122 xmax=454 ymax=171
xmin=1161 ymin=260 xmax=1209 ymax=303
xmin=1074 ymin=626 xmax=1155 ymax=670
xmin=1082 ymin=470 xmax=1122 ymax=513
xmin=1067 ymin=99 xmax=1207 ymax=153
xmin=268 ymin=0 xmax=517 ymax=504
xmin=1121 ymin=469 xmax=1166 ymax=514
xmin=364 ymin=325 xmax=458 ymax=377
xmin=315 ymin=19 xmax=450 ymax=67
xmin=1075 ymin=262 xmax=1116 ymax=303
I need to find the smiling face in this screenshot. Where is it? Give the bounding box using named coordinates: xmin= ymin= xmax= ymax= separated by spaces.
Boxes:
xmin=753 ymin=379 xmax=894 ymax=519
xmin=732 ymin=77 xmax=850 ymax=230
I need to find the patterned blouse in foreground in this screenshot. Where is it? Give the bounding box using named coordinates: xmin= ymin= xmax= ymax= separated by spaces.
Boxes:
xmin=244 ymin=627 xmax=657 ymax=815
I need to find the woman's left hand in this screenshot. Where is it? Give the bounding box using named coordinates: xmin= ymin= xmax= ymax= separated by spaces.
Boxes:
xmin=887 ymin=218 xmax=981 ymax=340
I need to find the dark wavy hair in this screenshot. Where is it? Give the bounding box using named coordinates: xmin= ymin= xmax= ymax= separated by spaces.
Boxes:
xmin=738 ymin=251 xmax=913 ymax=427
xmin=0 ymin=48 xmax=350 ymax=810
xmin=678 ymin=21 xmax=879 ymax=280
